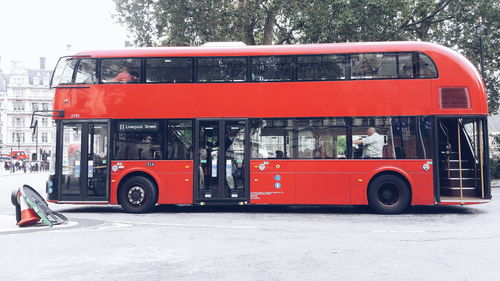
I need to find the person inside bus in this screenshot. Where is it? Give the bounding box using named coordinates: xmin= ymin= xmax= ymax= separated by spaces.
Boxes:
xmin=275 ymin=150 xmax=284 ymax=159
xmin=111 ymin=66 xmax=137 ymax=83
xmin=353 ymin=127 xmax=384 ymax=159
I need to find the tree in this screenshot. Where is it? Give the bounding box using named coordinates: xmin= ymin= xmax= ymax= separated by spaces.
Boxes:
xmin=113 ymin=0 xmax=499 ymax=112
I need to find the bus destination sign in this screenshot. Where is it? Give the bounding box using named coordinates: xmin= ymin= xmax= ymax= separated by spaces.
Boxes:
xmin=118 ymin=121 xmax=159 ymax=132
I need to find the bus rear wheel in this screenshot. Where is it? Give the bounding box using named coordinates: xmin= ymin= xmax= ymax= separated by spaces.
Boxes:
xmin=119 ymin=176 xmax=157 ymax=213
xmin=368 ymin=174 xmax=411 ymax=214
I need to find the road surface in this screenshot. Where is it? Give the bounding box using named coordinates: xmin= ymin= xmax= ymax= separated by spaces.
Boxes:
xmin=1 ymin=172 xmax=499 ymax=280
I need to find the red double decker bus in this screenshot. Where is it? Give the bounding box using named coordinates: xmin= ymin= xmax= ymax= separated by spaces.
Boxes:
xmin=43 ymin=41 xmax=490 ymax=214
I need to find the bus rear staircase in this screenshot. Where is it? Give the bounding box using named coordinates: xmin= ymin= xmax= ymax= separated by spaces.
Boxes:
xmin=439 ymin=119 xmax=486 ymax=202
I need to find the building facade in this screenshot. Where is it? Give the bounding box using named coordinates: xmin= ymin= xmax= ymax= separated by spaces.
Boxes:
xmin=0 ymin=57 xmax=54 ymax=160
xmin=0 ymin=64 xmax=6 ymax=150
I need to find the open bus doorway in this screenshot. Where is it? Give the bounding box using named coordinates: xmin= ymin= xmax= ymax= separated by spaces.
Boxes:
xmin=436 ymin=117 xmax=490 ymax=202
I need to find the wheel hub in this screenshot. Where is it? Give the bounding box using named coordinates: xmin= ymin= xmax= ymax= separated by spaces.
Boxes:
xmin=128 ymin=186 xmax=145 ymax=205
xmin=378 ymin=183 xmax=399 ymax=206
xmin=382 ymin=190 xmax=393 ymax=199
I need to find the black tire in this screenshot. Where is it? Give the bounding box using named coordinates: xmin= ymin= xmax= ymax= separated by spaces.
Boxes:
xmin=368 ymin=174 xmax=411 ymax=214
xmin=119 ymin=176 xmax=158 ymax=213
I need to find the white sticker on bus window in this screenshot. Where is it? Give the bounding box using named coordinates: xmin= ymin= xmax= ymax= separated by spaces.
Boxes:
xmin=88 ymin=161 xmax=93 ymax=178
xmin=211 ymin=162 xmax=217 ymax=177
xmin=75 ymin=161 xmax=80 ymax=176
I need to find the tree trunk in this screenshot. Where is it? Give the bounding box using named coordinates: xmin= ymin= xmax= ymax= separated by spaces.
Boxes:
xmin=262 ymin=7 xmax=277 ymax=45
xmin=237 ymin=0 xmax=256 ymax=45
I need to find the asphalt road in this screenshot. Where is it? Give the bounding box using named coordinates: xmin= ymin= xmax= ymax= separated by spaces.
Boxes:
xmin=1 ymin=172 xmax=499 ymax=281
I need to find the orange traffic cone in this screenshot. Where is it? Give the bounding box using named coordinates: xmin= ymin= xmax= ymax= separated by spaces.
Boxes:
xmin=17 ymin=192 xmax=40 ymax=227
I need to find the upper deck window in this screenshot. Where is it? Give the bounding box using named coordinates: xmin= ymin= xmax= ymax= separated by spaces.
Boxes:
xmin=351 ymin=53 xmax=398 ymax=79
xmin=251 ymin=56 xmax=293 ymax=82
xmin=297 ymin=54 xmax=347 ymax=81
xmin=74 ymin=59 xmax=97 ymax=84
xmin=419 ymin=53 xmax=437 ymax=78
xmin=197 ymin=57 xmax=247 ymax=82
xmin=51 ymin=58 xmax=77 ymax=86
xmin=398 ymin=53 xmax=415 ymax=78
xmin=146 ymin=58 xmax=193 ymax=83
xmin=101 ymin=58 xmax=142 ymax=83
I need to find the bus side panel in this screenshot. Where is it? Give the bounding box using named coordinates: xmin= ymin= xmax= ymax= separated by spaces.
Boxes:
xmin=110 ymin=160 xmax=193 ymax=205
xmin=249 ymin=160 xmax=434 ymax=206
xmin=407 ymin=173 xmax=435 ymax=205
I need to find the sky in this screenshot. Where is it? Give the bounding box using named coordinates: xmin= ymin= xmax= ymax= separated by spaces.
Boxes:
xmin=0 ymin=0 xmax=128 ymax=71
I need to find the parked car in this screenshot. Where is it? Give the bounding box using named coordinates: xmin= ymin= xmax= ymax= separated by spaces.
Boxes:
xmin=6 ymin=151 xmax=30 ymax=160
xmin=0 ymin=155 xmax=12 ymax=161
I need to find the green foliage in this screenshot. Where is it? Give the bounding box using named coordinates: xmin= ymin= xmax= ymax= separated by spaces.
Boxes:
xmin=113 ymin=0 xmax=499 ymax=112
xmin=337 ymin=135 xmax=346 ymax=156
xmin=490 ymin=159 xmax=500 ymax=179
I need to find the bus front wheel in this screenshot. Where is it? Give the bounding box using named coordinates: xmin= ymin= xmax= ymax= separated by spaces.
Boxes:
xmin=368 ymin=174 xmax=411 ymax=214
xmin=119 ymin=176 xmax=158 ymax=213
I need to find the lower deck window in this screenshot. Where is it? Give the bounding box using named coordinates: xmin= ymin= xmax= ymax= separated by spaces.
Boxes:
xmin=114 ymin=120 xmax=162 ymax=160
xmin=251 ymin=117 xmax=431 ymax=160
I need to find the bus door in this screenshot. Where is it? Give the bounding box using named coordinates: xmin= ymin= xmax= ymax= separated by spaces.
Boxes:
xmin=60 ymin=122 xmax=109 ymax=202
xmin=195 ymin=119 xmax=249 ymax=202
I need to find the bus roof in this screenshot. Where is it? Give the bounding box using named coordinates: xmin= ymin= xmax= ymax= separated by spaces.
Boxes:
xmin=75 ymin=41 xmax=447 ymax=58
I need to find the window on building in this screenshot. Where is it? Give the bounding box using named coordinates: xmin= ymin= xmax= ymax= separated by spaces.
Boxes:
xmin=114 ymin=120 xmax=163 ymax=160
xmin=146 ymin=58 xmax=193 ymax=83
xmin=42 ymin=118 xmax=48 ymax=127
xmin=167 ymin=120 xmax=193 ymax=159
xmin=33 ymin=77 xmax=40 ymax=86
xmin=14 ymin=117 xmax=23 ymax=127
xmin=32 ymin=103 xmax=39 ymax=111
xmin=197 ymin=57 xmax=247 ymax=82
xmin=75 ymin=59 xmax=97 ymax=84
xmin=42 ymin=103 xmax=49 ymax=110
xmin=351 ymin=53 xmax=398 ymax=79
xmin=13 ymin=89 xmax=25 ymax=97
xmin=297 ymin=55 xmax=347 ymax=81
xmin=101 ymin=58 xmax=142 ymax=83
xmin=251 ymin=56 xmax=293 ymax=82
xmin=41 ymin=132 xmax=48 ymax=143
xmin=12 ymin=132 xmax=25 ymax=143
xmin=419 ymin=53 xmax=438 ymax=78
xmin=13 ymin=101 xmax=25 ymax=111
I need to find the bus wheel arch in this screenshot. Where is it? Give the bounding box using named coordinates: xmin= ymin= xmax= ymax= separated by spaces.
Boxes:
xmin=118 ymin=171 xmax=159 ymax=213
xmin=367 ymin=171 xmax=412 ymax=214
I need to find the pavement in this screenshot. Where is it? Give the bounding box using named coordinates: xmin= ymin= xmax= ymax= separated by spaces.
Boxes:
xmin=1 ymin=172 xmax=500 ymax=280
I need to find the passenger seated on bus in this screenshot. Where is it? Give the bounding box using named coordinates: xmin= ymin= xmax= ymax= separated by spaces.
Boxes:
xmin=275 ymin=150 xmax=284 ymax=159
xmin=300 ymin=148 xmax=313 ymax=158
xmin=400 ymin=65 xmax=413 ymax=78
xmin=353 ymin=127 xmax=384 ymax=159
xmin=111 ymin=66 xmax=137 ymax=83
